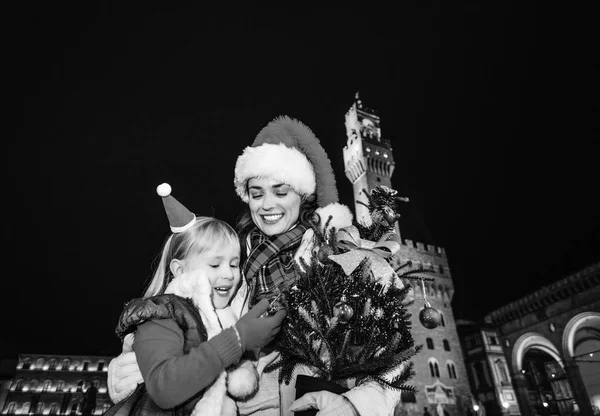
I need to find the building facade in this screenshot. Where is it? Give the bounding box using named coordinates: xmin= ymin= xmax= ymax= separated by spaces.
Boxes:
xmin=456 ymin=320 xmax=520 ymax=416
xmin=485 ymin=263 xmax=600 ymax=416
xmin=1 ymin=354 xmax=114 ymax=415
xmin=343 ymin=93 xmax=472 ymax=416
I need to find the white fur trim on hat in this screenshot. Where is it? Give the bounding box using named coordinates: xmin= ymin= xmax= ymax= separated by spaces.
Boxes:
xmin=234 ymin=143 xmax=316 ymax=203
xmin=315 ymin=202 xmax=354 ymax=233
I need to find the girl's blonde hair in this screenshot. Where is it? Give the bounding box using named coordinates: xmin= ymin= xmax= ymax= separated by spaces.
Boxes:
xmin=144 ymin=217 xmax=240 ymax=298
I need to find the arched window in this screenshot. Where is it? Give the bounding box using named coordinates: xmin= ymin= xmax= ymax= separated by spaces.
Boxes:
xmin=83 ymin=361 xmax=89 ymax=371
xmin=97 ymin=361 xmax=105 ymax=372
xmin=22 ymin=403 xmax=31 ymax=414
xmin=440 ymin=313 xmax=446 ymax=327
xmin=50 ymin=403 xmax=60 ymax=415
xmin=70 ymin=402 xmax=79 ymax=415
xmin=30 ymin=379 xmax=40 ymax=391
xmin=77 ymin=380 xmax=84 ymax=392
xmin=426 ymin=338 xmax=434 ymax=349
xmin=428 ymin=358 xmax=440 ymax=378
xmin=49 ymin=358 xmax=57 ymax=370
xmin=447 ymin=362 xmax=457 ymax=379
xmin=13 ymin=378 xmax=24 ymax=391
xmin=56 ymin=380 xmax=65 ymax=392
xmin=22 ymin=358 xmax=32 ymax=370
xmin=62 ymin=359 xmax=71 ymax=371
xmin=43 ymin=379 xmax=53 ymax=391
xmin=6 ymin=403 xmax=16 ymax=414
xmin=443 ymin=339 xmax=451 ymax=351
xmin=36 ymin=403 xmax=45 ymax=414
xmin=35 ymin=358 xmax=45 ymax=369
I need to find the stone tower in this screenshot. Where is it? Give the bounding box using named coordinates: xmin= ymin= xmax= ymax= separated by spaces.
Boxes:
xmin=343 ymin=93 xmax=473 ymax=416
xmin=343 ymin=92 xmax=398 ymax=231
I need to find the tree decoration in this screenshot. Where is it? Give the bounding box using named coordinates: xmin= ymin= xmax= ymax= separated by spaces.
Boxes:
xmin=418 ymin=277 xmax=442 ymax=329
xmin=333 ymin=295 xmax=354 ymax=323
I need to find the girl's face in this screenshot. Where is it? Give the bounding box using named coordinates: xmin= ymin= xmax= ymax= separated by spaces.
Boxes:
xmin=184 ymin=240 xmax=241 ymax=309
xmin=248 ymin=177 xmax=302 ymax=236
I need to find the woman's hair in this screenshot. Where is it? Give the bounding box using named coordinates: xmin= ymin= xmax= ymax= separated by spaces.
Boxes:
xmin=235 ymin=193 xmax=318 ymax=266
xmin=143 ymin=217 xmax=240 ymax=298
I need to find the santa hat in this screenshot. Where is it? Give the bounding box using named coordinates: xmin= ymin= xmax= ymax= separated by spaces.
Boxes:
xmin=234 ymin=116 xmax=353 ymax=231
xmin=156 ymin=183 xmax=196 ymax=233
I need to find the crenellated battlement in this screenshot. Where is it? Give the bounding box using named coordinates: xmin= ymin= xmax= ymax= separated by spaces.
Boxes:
xmin=403 ymin=239 xmax=447 ymax=257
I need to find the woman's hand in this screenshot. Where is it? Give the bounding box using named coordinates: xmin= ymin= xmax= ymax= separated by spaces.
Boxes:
xmin=107 ymin=334 xmax=143 ymax=403
xmin=289 ymin=391 xmax=359 ymax=416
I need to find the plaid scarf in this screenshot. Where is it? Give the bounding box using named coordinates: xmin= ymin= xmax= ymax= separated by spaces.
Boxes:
xmin=244 ymin=224 xmax=307 ymax=307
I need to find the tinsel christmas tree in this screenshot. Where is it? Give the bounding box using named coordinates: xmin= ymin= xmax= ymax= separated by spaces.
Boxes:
xmin=264 ymin=185 xmax=427 ymax=393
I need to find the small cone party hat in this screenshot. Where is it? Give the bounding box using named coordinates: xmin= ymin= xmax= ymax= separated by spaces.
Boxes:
xmin=156 ymin=183 xmax=196 ymax=233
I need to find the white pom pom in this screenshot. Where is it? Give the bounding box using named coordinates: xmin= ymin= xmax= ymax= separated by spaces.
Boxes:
xmin=156 ymin=183 xmax=172 ymax=197
xmin=315 ymin=202 xmax=353 ymax=232
xmin=227 ymin=360 xmax=259 ymax=400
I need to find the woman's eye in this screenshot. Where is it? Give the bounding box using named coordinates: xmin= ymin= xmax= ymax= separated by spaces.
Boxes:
xmin=210 ymin=265 xmax=219 ymax=268
xmin=231 ymin=264 xmax=239 ymax=268
xmin=276 ymin=192 xmax=288 ymax=197
xmin=250 ymin=194 xmax=263 ymax=199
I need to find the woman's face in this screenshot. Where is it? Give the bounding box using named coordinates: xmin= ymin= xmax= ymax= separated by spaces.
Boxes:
xmin=248 ymin=177 xmax=302 ymax=236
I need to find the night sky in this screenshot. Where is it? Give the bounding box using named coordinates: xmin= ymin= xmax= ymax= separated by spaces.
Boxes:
xmin=6 ymin=4 xmax=599 ymax=357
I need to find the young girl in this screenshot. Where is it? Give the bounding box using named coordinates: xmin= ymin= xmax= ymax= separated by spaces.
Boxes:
xmin=105 ymin=183 xmax=287 ymax=416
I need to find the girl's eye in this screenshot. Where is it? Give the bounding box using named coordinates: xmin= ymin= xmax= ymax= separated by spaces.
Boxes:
xmin=210 ymin=265 xmax=219 ymax=268
xmin=231 ymin=264 xmax=239 ymax=268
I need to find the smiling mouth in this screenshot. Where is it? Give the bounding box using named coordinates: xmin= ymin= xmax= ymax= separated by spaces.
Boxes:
xmin=213 ymin=286 xmax=232 ymax=296
xmin=261 ymin=214 xmax=284 ymax=224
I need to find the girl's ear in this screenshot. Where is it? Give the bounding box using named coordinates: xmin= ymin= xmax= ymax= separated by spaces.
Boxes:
xmin=170 ymin=259 xmax=185 ymax=278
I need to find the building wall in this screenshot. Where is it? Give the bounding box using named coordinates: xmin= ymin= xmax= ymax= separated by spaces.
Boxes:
xmin=2 ymin=353 xmax=114 ymax=415
xmin=457 ymin=322 xmax=520 ymax=416
xmin=485 ymin=263 xmax=600 ymax=416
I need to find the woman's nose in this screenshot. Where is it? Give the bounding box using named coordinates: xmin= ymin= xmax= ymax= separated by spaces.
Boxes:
xmin=262 ymin=193 xmax=276 ymax=210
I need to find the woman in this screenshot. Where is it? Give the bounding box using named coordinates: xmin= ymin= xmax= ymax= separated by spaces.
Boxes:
xmin=108 ymin=116 xmax=402 ymax=415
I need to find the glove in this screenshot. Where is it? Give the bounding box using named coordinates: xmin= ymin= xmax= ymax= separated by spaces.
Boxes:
xmin=236 ymin=298 xmax=287 ymax=351
xmin=289 ymin=391 xmax=359 ymax=416
xmin=107 ymin=334 xmax=144 ymax=404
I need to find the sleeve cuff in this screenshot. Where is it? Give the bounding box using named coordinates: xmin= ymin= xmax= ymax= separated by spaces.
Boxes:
xmin=209 ymin=327 xmax=243 ymax=367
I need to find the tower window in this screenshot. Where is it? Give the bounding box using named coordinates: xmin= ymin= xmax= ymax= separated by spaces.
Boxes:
xmin=447 ymin=362 xmax=457 ymax=379
xmin=426 ymin=338 xmax=434 ymax=349
xmin=443 ymin=339 xmax=451 ymax=351
xmin=384 ymin=153 xmax=388 ymax=158
xmin=428 ymin=361 xmax=440 ymax=378
xmin=377 ymin=177 xmax=381 ymax=182
xmin=375 ymin=150 xmax=380 ymax=155
xmin=366 ymin=147 xmax=371 ymax=152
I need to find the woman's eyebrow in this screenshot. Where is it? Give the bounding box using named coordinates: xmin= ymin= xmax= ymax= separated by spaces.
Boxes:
xmin=272 ymin=183 xmax=289 ymax=189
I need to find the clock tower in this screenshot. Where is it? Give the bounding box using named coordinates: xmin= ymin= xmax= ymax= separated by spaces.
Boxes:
xmin=343 ymin=92 xmax=398 ymax=230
